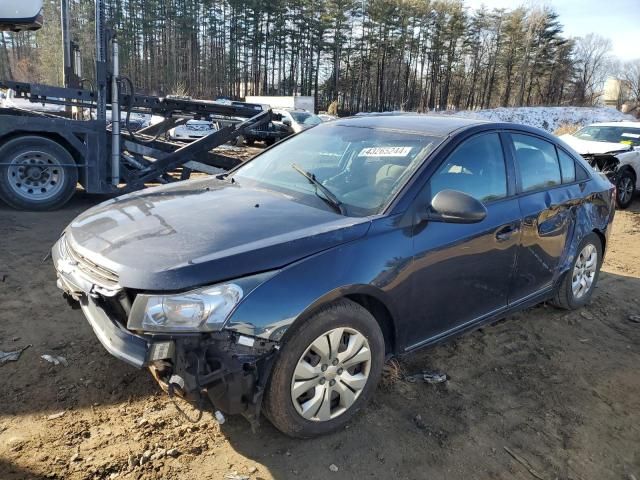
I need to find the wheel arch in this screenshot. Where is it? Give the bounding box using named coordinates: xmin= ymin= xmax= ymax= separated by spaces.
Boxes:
xmin=618 ymin=162 xmax=637 ymax=177
xmin=275 ymin=285 xmax=399 ymax=357
xmin=592 ymin=228 xmax=606 ymax=256
xmin=555 ymin=227 xmax=607 ymax=292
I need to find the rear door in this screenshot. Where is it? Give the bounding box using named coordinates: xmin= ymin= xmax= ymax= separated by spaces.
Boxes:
xmin=506 ymin=132 xmax=589 ymax=301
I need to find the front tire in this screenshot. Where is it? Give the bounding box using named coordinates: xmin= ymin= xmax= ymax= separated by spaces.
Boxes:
xmin=552 ymin=233 xmax=602 ymax=310
xmin=263 ymin=299 xmax=384 ymax=438
xmin=0 ymin=136 xmax=78 ymax=210
xmin=615 ymin=169 xmax=635 ymax=209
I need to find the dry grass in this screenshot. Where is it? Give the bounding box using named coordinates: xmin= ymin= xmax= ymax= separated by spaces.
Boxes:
xmin=380 ymin=358 xmax=405 ymax=388
xmin=554 ymin=122 xmax=581 ymax=136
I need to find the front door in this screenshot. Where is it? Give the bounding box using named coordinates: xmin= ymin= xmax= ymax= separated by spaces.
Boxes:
xmin=407 ymin=132 xmax=521 ymax=348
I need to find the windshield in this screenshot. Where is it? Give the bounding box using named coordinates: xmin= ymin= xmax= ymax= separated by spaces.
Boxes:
xmin=289 ymin=111 xmax=322 ymax=126
xmin=232 ymin=124 xmax=442 ymax=216
xmin=573 ymin=125 xmax=640 ymax=147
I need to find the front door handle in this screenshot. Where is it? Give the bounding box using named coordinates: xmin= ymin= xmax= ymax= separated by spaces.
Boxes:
xmin=496 ymin=223 xmax=520 ymax=242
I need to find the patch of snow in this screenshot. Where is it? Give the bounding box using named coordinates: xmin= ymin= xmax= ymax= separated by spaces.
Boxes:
xmin=443 ymin=106 xmax=637 ymax=133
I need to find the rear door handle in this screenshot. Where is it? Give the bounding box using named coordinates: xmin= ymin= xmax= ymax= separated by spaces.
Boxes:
xmin=496 ymin=223 xmax=520 ymax=242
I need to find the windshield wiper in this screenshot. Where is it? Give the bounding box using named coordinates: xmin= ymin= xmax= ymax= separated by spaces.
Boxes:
xmin=291 ymin=164 xmax=345 ymax=215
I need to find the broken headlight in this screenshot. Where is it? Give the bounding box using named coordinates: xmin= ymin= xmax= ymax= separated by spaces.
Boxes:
xmin=128 ymin=283 xmax=243 ymax=333
xmin=128 ymin=271 xmax=277 ymax=333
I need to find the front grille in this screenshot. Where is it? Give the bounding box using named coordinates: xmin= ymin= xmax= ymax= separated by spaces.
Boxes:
xmin=60 ymin=235 xmax=120 ymax=289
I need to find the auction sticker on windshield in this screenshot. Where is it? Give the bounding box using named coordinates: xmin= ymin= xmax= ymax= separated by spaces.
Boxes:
xmin=359 ymin=146 xmax=413 ymax=157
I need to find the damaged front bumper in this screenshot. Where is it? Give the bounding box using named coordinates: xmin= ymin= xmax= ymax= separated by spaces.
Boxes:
xmin=52 ymin=235 xmax=278 ymax=423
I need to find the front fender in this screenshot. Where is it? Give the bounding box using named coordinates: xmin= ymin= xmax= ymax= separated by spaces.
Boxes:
xmin=223 ymin=214 xmax=412 ymax=348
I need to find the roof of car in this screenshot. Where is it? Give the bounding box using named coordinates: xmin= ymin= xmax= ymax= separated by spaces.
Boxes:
xmin=333 ymin=113 xmax=490 ymax=136
xmin=588 ymin=121 xmax=640 ymax=128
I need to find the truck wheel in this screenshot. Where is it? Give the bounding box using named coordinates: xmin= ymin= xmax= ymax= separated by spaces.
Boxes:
xmin=263 ymin=299 xmax=384 ymax=438
xmin=615 ymin=169 xmax=635 ymax=209
xmin=265 ymin=138 xmax=276 ymax=147
xmin=0 ymin=136 xmax=78 ymax=210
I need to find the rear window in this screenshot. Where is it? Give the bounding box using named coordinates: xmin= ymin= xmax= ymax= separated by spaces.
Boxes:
xmin=557 ymin=149 xmax=576 ymax=183
xmin=290 ymin=111 xmax=322 ymax=126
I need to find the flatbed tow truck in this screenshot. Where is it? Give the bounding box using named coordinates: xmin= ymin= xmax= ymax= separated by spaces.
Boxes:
xmin=0 ymin=0 xmax=276 ymax=210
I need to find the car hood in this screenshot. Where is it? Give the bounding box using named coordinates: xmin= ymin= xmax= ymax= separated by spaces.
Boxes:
xmin=65 ymin=177 xmax=371 ymax=290
xmin=560 ymin=134 xmax=631 ymax=155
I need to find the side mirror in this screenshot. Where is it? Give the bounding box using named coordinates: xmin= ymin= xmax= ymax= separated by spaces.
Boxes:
xmin=423 ymin=189 xmax=487 ymax=224
xmin=282 ymin=118 xmax=292 ymax=127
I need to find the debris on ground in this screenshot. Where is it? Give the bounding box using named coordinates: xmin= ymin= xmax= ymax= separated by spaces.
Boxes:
xmin=329 ymin=464 xmax=339 ymax=472
xmin=504 ymin=446 xmax=547 ymax=480
xmin=224 ymin=473 xmax=250 ymax=480
xmin=41 ymin=354 xmax=69 ymax=366
xmin=580 ymin=310 xmax=595 ymax=320
xmin=413 ymin=414 xmax=427 ymax=430
xmin=405 ymin=370 xmax=448 ymax=384
xmin=166 ymin=448 xmax=180 ymax=458
xmin=628 ymin=315 xmax=640 ymax=324
xmin=0 ymin=344 xmax=31 ymax=365
xmin=46 ymin=411 xmax=66 ymax=420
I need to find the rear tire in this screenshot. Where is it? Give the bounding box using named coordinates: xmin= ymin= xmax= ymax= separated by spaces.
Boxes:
xmin=263 ymin=299 xmax=384 ymax=438
xmin=551 ymin=233 xmax=602 ymax=310
xmin=615 ymin=169 xmax=635 ymax=209
xmin=0 ymin=136 xmax=78 ymax=210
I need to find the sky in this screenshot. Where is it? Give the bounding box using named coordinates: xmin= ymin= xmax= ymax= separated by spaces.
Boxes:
xmin=465 ymin=0 xmax=639 ymax=61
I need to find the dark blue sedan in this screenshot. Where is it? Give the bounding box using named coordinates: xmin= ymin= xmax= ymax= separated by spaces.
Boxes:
xmin=52 ymin=115 xmax=615 ymax=438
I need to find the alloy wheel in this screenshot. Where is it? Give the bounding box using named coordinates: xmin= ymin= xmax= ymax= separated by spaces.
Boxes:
xmin=290 ymin=327 xmax=371 ymax=422
xmin=617 ymin=176 xmax=634 ymax=205
xmin=572 ymin=244 xmax=598 ymax=299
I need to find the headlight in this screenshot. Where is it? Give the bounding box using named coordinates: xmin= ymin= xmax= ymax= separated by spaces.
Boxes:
xmin=128 ymin=283 xmax=243 ymax=333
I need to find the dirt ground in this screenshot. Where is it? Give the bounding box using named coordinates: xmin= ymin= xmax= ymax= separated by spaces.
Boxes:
xmin=1 ymin=188 xmax=639 ymax=480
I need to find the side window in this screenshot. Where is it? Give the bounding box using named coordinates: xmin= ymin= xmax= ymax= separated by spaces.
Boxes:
xmin=620 ymin=128 xmax=640 ymax=147
xmin=557 ymin=148 xmax=576 ymax=183
xmin=429 ymin=133 xmax=507 ymax=203
xmin=575 ymin=163 xmax=589 ymax=181
xmin=512 ymin=134 xmax=561 ymax=192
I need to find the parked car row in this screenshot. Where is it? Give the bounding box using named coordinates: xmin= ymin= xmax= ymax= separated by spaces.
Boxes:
xmin=164 ymin=101 xmax=328 ymax=146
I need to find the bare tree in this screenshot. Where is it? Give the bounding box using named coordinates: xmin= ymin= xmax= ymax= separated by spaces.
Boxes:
xmin=572 ymin=33 xmax=612 ymax=105
xmin=622 ymin=59 xmax=640 ymax=105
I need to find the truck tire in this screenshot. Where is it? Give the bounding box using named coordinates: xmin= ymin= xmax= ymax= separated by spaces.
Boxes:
xmin=0 ymin=136 xmax=78 ymax=210
xmin=263 ymin=299 xmax=384 ymax=438
xmin=265 ymin=138 xmax=276 ymax=147
xmin=615 ymin=169 xmax=635 ymax=209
